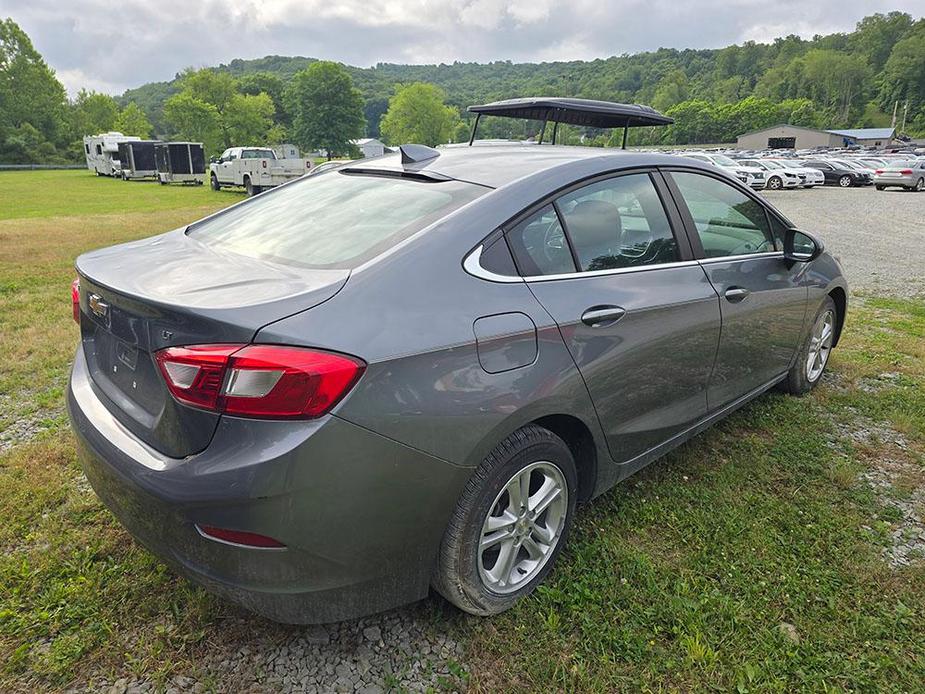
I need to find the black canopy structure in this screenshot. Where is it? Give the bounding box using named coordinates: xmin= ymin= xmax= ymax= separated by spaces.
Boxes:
xmin=466 ymin=97 xmax=673 ymax=148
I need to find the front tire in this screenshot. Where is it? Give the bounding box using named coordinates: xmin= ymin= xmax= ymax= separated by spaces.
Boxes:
xmin=210 ymin=174 xmax=220 ymax=191
xmin=780 ymin=296 xmax=837 ymax=396
xmin=433 ymin=425 xmax=577 ymax=616
xmin=767 ymin=176 xmax=782 ymax=190
xmin=838 ymin=175 xmax=852 ymax=188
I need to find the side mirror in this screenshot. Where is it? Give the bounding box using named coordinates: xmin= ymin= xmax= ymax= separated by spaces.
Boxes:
xmin=784 ymin=228 xmax=823 ymax=263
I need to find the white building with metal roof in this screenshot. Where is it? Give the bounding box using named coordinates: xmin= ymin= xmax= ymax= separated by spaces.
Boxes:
xmin=736 ymin=124 xmax=895 ymax=150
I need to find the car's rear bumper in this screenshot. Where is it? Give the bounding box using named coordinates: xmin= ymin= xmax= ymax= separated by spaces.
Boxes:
xmin=874 ymin=174 xmax=915 ymax=187
xmin=67 ymin=345 xmax=471 ymax=623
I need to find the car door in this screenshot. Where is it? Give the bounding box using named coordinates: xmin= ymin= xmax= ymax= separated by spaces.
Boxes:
xmin=217 ymin=149 xmax=237 ymax=183
xmin=806 ymin=161 xmax=834 ymax=184
xmin=505 ymin=170 xmax=721 ymax=464
xmin=664 ymin=169 xmax=808 ymax=409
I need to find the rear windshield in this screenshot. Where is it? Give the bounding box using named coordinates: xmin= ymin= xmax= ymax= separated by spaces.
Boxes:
xmin=187 ymin=172 xmax=486 ymax=268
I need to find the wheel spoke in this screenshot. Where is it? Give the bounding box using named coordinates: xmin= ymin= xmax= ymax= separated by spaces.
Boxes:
xmin=532 ymin=522 xmax=556 ymax=544
xmin=484 ymin=510 xmax=517 ymax=533
xmin=505 ymin=473 xmax=526 ymax=511
xmin=480 ymin=527 xmax=515 ymax=550
xmin=529 ymin=477 xmax=561 ymax=515
xmin=820 ymin=324 xmax=833 ymax=343
xmin=522 ymin=535 xmax=546 ymax=560
xmin=489 ymin=539 xmax=520 ymax=586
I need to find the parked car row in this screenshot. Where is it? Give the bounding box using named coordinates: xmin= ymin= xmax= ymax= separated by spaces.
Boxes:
xmin=675 ymin=151 xmax=831 ymax=190
xmin=671 ymin=146 xmax=925 ymax=192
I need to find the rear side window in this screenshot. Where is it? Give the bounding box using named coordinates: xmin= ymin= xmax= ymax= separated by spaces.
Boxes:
xmin=187 ymin=172 xmax=485 ymax=269
xmin=557 ymin=173 xmax=678 ymax=271
xmin=506 ymin=205 xmax=575 ymax=276
xmin=671 ymin=172 xmax=773 ymax=258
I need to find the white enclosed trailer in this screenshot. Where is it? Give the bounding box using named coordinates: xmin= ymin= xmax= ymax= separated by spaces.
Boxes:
xmin=83 ymin=132 xmax=141 ymax=176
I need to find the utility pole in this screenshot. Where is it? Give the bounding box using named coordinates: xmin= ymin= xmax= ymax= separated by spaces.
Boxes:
xmin=891 ymin=101 xmax=898 ymax=128
xmin=900 ymin=101 xmax=908 ymax=134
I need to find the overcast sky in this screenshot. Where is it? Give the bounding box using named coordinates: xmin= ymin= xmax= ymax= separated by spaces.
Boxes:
xmin=2 ymin=0 xmax=923 ymax=96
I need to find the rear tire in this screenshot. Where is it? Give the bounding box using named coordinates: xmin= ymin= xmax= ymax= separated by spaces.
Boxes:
xmin=875 ymin=185 xmax=884 ymax=191
xmin=432 ymin=425 xmax=577 ymax=616
xmin=916 ymin=178 xmax=924 ymax=192
xmin=245 ymin=176 xmax=260 ymax=196
xmin=780 ymin=296 xmax=837 ymax=396
xmin=838 ymin=175 xmax=852 ymax=188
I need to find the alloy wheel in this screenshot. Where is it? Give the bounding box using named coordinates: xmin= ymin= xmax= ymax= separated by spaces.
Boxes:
xmin=478 ymin=461 xmax=568 ymax=594
xmin=917 ymin=178 xmax=924 ymax=192
xmin=768 ymin=177 xmax=781 ymax=189
xmin=806 ymin=309 xmax=835 ymax=382
xmin=839 ymin=175 xmax=851 ymax=187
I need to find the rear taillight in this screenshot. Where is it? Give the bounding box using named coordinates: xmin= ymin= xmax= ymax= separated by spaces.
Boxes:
xmin=71 ymin=278 xmax=80 ymax=324
xmin=874 ymin=169 xmax=883 ymax=174
xmin=900 ymin=169 xmax=913 ymax=175
xmin=155 ymin=344 xmax=365 ymax=419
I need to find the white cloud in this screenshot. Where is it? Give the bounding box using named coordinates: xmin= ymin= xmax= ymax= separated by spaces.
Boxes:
xmin=0 ymin=0 xmax=922 ymax=96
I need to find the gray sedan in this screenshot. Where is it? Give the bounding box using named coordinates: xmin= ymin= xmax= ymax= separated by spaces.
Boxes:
xmin=874 ymin=159 xmax=925 ymax=191
xmin=67 ymin=144 xmax=848 ymax=623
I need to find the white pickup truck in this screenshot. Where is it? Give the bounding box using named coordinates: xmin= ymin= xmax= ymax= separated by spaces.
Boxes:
xmin=209 ymin=147 xmax=313 ymax=196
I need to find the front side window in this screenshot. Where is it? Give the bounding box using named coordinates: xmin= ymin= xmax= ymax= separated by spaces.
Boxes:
xmin=506 ymin=204 xmax=574 ymax=276
xmin=556 ymin=173 xmax=678 ymax=271
xmin=188 ymin=172 xmax=486 ymax=269
xmin=671 ymin=171 xmax=773 ymax=258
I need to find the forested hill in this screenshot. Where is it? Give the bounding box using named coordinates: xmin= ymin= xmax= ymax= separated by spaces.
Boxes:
xmin=120 ymin=11 xmax=925 ymax=141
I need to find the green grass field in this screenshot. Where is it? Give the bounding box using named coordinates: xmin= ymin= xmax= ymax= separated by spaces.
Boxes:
xmin=1 ymin=171 xmax=924 ymax=691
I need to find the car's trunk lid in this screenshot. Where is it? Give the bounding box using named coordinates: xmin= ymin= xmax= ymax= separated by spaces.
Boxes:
xmin=76 ymin=228 xmax=348 ymax=458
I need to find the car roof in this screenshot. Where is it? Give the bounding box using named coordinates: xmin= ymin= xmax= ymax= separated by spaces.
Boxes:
xmin=344 ymin=144 xmax=701 ymax=189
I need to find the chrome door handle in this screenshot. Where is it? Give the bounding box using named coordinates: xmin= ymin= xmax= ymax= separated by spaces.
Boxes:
xmin=581 ymin=306 xmax=626 ymax=327
xmin=724 ymin=287 xmax=750 ymax=303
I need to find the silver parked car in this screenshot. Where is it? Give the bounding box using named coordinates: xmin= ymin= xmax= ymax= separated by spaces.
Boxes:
xmin=874 ymin=159 xmax=925 ymax=191
xmin=68 ymin=101 xmax=848 ymax=624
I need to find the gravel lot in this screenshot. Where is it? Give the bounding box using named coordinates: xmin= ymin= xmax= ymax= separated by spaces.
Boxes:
xmin=77 ymin=605 xmax=468 ymax=694
xmin=762 ymin=185 xmax=925 ymax=298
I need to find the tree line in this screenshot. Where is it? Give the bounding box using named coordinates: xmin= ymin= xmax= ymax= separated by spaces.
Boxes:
xmin=2 ymin=12 xmax=924 ymax=164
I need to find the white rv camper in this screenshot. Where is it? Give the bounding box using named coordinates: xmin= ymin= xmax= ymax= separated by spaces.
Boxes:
xmin=83 ymin=132 xmax=141 ymax=176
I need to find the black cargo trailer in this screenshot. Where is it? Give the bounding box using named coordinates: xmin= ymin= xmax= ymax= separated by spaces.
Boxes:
xmin=155 ymin=142 xmax=206 ymax=185
xmin=118 ymin=140 xmax=162 ymax=180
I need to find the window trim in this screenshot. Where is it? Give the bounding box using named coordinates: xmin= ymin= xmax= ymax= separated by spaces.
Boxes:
xmin=660 ymin=166 xmax=790 ymax=260
xmin=466 ymin=167 xmax=695 ymax=282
